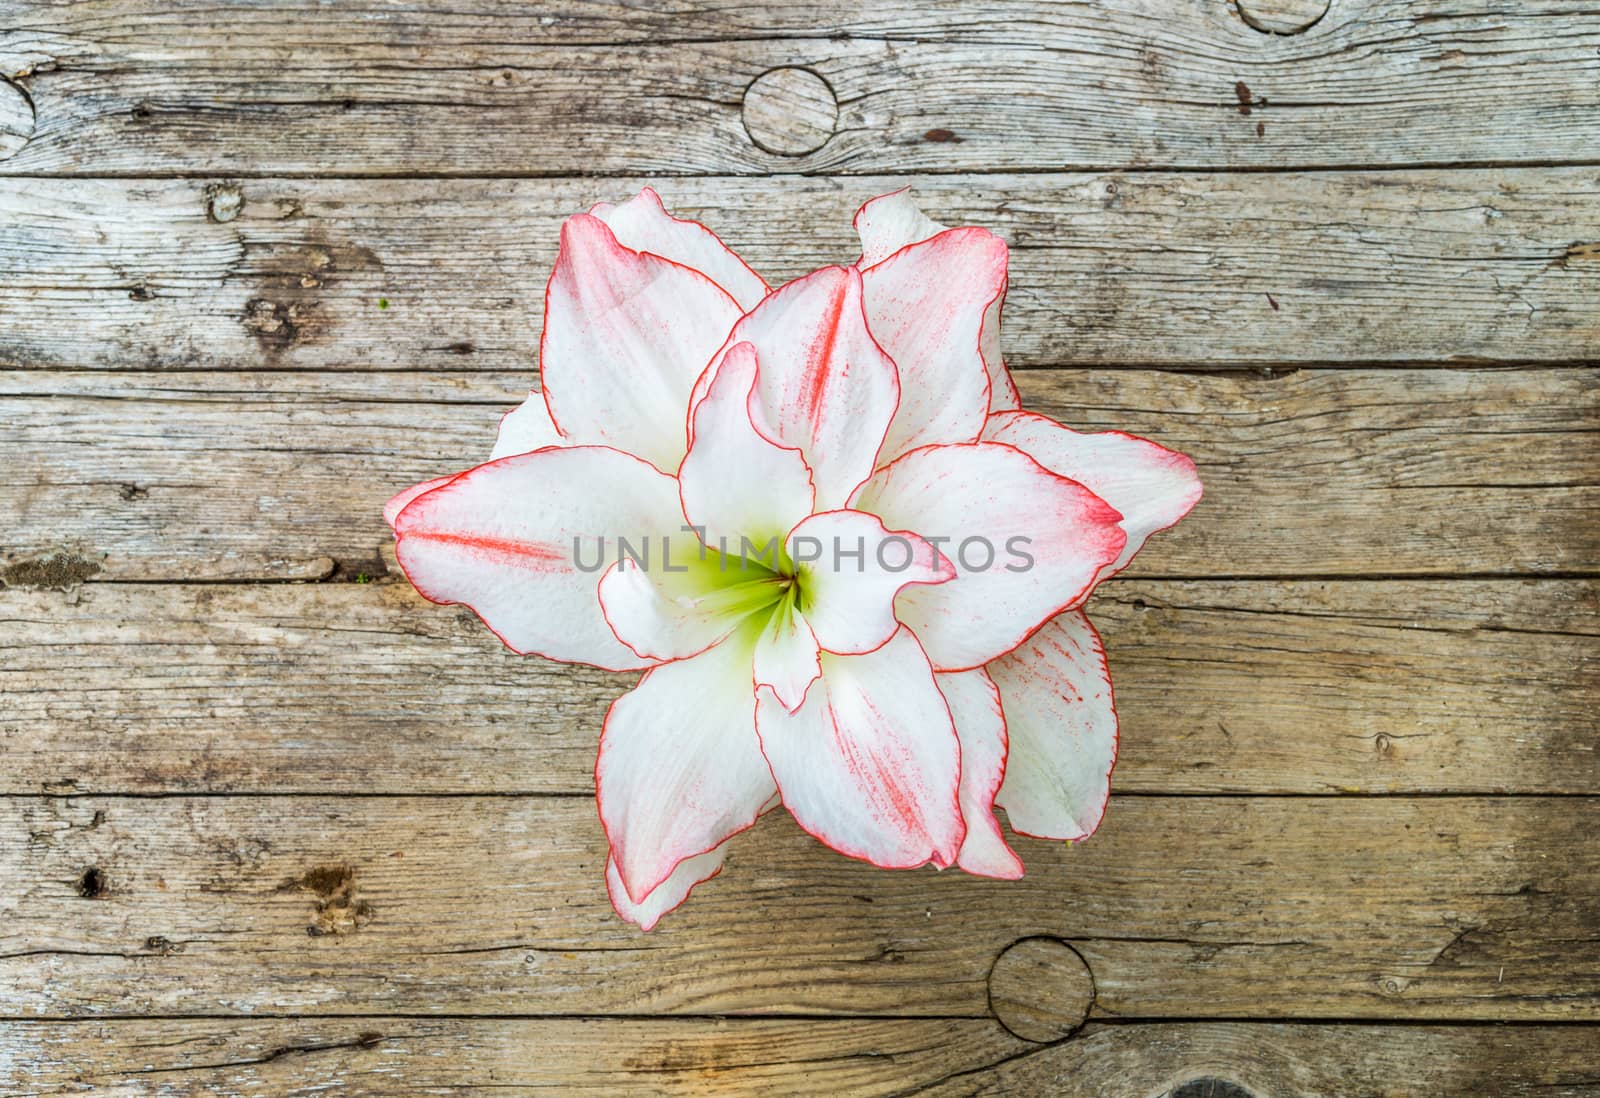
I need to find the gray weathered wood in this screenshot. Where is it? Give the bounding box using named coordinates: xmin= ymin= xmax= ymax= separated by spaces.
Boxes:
xmin=4 ymin=368 xmax=1591 ymax=582
xmin=1 ymin=795 xmax=1595 ymax=1019
xmin=0 ymin=76 xmax=32 ymax=160
xmin=3 ymin=1 xmax=1599 ymax=174
xmin=0 ymin=579 xmax=1592 ymax=796
xmin=2 ymin=172 xmax=1598 ymax=371
xmin=3 ymin=1018 xmax=1597 ymax=1096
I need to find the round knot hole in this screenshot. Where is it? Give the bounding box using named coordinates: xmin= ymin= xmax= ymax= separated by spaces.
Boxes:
xmin=1235 ymin=0 xmax=1330 ymax=34
xmin=741 ymin=67 xmax=838 ymax=157
xmin=986 ymin=937 xmax=1095 ymax=1042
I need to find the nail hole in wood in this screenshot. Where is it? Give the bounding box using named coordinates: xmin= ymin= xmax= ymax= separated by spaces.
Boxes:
xmin=76 ymin=866 xmax=107 ymax=899
xmin=1235 ymin=0 xmax=1330 ymax=34
xmin=741 ymin=67 xmax=838 ymax=157
xmin=986 ymin=936 xmax=1095 ymax=1042
xmin=0 ymin=76 xmax=36 ymax=161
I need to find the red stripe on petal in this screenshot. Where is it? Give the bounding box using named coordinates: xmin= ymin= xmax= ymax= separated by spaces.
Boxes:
xmin=405 ymin=530 xmax=567 ymax=570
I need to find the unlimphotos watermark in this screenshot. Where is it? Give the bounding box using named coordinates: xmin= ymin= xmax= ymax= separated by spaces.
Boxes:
xmin=572 ymin=526 xmax=1035 ymax=574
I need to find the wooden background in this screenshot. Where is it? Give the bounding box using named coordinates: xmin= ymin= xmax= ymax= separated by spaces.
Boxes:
xmin=1 ymin=0 xmax=1597 ymax=1093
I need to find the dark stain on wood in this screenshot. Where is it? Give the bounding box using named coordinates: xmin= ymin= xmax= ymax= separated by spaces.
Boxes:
xmin=2 ymin=552 xmax=101 ymax=589
xmin=1235 ymin=80 xmax=1253 ymax=115
xmin=281 ymin=863 xmax=374 ymax=936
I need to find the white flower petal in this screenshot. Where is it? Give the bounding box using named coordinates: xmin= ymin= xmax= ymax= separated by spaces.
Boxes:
xmin=756 ymin=628 xmax=963 ymax=868
xmin=593 ymin=187 xmax=769 ymax=312
xmin=991 ymin=609 xmax=1118 ymax=842
xmin=598 ymin=628 xmax=777 ymax=903
xmin=606 ymin=847 xmax=724 ymax=932
xmin=605 ymin=792 xmax=781 ymax=930
xmin=937 ymin=668 xmax=1023 ymax=879
xmin=393 ymin=446 xmax=683 ymax=671
xmin=861 ymin=227 xmax=1006 ymax=462
xmin=383 ymin=475 xmax=454 ymax=531
xmin=852 ymin=442 xmax=1126 ymax=671
xmin=979 ymin=293 xmax=1020 ymax=412
xmin=489 ymin=390 xmax=564 ymax=460
xmin=984 ymin=411 xmax=1203 ymax=582
xmin=788 ymin=509 xmax=953 ymax=655
xmin=853 ymin=187 xmax=948 ymax=267
xmin=679 ymin=341 xmax=816 ymax=551
xmin=753 ymin=591 xmax=822 ymax=713
xmin=853 ymin=189 xmax=1018 ymax=413
xmin=698 ymin=266 xmax=900 ymax=510
xmin=540 ymin=213 xmax=744 ymax=472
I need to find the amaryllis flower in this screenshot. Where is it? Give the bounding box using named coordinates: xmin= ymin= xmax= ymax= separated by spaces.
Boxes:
xmin=385 ymin=188 xmax=1202 ymax=929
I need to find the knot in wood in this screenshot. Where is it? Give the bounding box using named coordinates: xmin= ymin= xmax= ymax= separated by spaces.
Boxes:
xmin=0 ymin=77 xmax=36 ymax=161
xmin=986 ymin=937 xmax=1095 ymax=1042
xmin=1235 ymin=0 xmax=1330 ymax=35
xmin=206 ymin=184 xmax=244 ymax=223
xmin=1171 ymin=1080 xmax=1258 ymax=1098
xmin=741 ymin=67 xmax=837 ymax=156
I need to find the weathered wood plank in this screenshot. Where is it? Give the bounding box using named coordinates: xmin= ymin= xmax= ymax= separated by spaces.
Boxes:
xmin=3 ymin=1019 xmax=1597 ymax=1096
xmin=2 ymin=796 xmax=1595 ymax=1019
xmin=960 ymin=1022 xmax=1600 ymax=1098
xmin=3 ymin=2 xmax=1599 ymax=174
xmin=4 ymin=368 xmax=1592 ymax=582
xmin=2 ymin=173 xmax=1598 ymax=371
xmin=0 ymin=579 xmax=1592 ymax=796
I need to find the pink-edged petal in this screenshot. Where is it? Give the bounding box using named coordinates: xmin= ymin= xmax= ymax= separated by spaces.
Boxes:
xmin=393 ymin=446 xmax=683 ymax=672
xmin=592 ymin=187 xmax=769 ymax=312
xmin=540 ymin=212 xmax=744 ymax=472
xmin=606 ymin=847 xmax=723 ymax=932
xmin=984 ymin=411 xmax=1203 ymax=582
xmin=756 ymin=628 xmax=964 ymax=869
xmin=597 ymin=552 xmax=780 ymax=663
xmin=604 ymin=793 xmax=780 ymax=930
xmin=861 ymin=227 xmax=1005 ymax=462
xmin=679 ymin=341 xmax=815 ymax=550
xmin=787 ymin=509 xmax=954 ymax=656
xmin=753 ymin=592 xmax=821 ymax=713
xmin=489 ymin=390 xmax=564 ymax=460
xmin=853 ymin=187 xmax=947 ymax=267
xmin=383 ymin=475 xmax=454 ymax=531
xmin=979 ymin=291 xmax=1020 ymax=412
xmin=699 ymin=266 xmax=900 ymax=510
xmin=937 ymin=668 xmax=1023 ymax=880
xmin=851 ymin=442 xmax=1126 ymax=671
xmin=991 ymin=609 xmax=1118 ymax=842
xmin=853 ymin=189 xmax=1018 ymax=414
xmin=597 ymin=628 xmax=777 ymax=903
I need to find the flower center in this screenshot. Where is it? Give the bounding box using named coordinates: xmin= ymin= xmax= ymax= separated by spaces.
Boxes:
xmin=687 ymin=537 xmax=809 ymax=633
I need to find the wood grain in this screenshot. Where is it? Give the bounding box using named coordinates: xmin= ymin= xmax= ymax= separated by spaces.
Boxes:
xmin=4 ymin=368 xmax=1594 ymax=583
xmin=2 ymin=172 xmax=1599 ymax=372
xmin=1 ymin=578 xmax=1592 ymax=797
xmin=3 ymin=1 xmax=1599 ymax=175
xmin=1 ymin=795 xmax=1595 ymax=1020
xmin=3 ymin=1019 xmax=1596 ymax=1096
